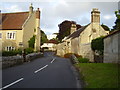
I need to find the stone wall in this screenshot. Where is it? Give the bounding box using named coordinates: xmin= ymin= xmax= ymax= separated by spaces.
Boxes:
xmin=78 ymin=43 xmax=94 ymax=62
xmin=104 ymin=31 xmax=120 ymax=63
xmin=1 ymin=52 xmax=43 ymax=69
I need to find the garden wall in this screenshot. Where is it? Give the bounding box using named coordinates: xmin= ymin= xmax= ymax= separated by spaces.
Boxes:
xmin=1 ymin=52 xmax=43 ymax=69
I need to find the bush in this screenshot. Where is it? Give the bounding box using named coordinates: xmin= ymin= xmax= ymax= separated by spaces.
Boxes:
xmin=91 ymin=36 xmax=104 ymax=55
xmin=2 ymin=49 xmax=22 ymax=56
xmin=64 ymin=53 xmax=73 ymax=58
xmin=28 ymin=35 xmax=36 ymax=48
xmin=64 ymin=53 xmax=82 ymax=58
xmin=25 ymin=48 xmax=34 ymax=54
xmin=77 ymin=57 xmax=89 ymax=63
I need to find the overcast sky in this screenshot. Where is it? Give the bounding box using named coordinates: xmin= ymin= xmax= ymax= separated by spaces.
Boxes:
xmin=0 ymin=0 xmax=119 ymax=35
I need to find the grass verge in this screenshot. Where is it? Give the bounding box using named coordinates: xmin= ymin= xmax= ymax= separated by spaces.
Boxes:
xmin=75 ymin=63 xmax=119 ymax=88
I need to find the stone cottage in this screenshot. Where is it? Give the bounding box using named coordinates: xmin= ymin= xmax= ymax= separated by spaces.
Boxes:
xmin=56 ymin=8 xmax=109 ymax=62
xmin=104 ymin=30 xmax=120 ymax=63
xmin=0 ymin=4 xmax=41 ymax=52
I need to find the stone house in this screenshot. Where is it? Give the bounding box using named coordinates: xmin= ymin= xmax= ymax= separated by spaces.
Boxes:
xmin=104 ymin=30 xmax=120 ymax=63
xmin=56 ymin=8 xmax=109 ymax=62
xmin=0 ymin=4 xmax=41 ymax=52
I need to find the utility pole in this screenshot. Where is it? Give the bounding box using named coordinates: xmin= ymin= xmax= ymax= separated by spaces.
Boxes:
xmin=118 ymin=1 xmax=120 ymax=14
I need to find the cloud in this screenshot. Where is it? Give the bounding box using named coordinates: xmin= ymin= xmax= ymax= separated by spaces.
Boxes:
xmin=0 ymin=1 xmax=118 ymax=34
xmin=103 ymin=15 xmax=113 ymax=20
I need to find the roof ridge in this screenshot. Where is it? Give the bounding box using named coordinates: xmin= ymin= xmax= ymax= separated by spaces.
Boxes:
xmin=2 ymin=11 xmax=29 ymax=14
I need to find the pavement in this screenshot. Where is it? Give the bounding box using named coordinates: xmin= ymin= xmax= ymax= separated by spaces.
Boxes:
xmin=1 ymin=52 xmax=82 ymax=89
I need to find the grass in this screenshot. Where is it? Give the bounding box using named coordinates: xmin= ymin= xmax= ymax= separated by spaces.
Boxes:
xmin=75 ymin=63 xmax=119 ymax=88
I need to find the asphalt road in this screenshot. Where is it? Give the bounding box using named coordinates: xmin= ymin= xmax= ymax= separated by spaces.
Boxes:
xmin=1 ymin=52 xmax=82 ymax=89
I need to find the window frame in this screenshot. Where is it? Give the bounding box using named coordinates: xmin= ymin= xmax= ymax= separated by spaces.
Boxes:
xmin=6 ymin=31 xmax=16 ymax=40
xmin=5 ymin=46 xmax=15 ymax=51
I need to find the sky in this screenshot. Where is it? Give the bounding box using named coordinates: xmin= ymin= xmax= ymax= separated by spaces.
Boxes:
xmin=0 ymin=0 xmax=119 ymax=35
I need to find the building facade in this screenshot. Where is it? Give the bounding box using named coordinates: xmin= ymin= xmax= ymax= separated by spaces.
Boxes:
xmin=56 ymin=8 xmax=109 ymax=61
xmin=0 ymin=4 xmax=41 ymax=52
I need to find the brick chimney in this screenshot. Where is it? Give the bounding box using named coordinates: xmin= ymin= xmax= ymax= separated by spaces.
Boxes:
xmin=91 ymin=8 xmax=100 ymax=24
xmin=36 ymin=8 xmax=40 ymax=19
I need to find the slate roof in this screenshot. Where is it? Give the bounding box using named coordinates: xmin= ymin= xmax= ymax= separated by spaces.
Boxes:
xmin=66 ymin=24 xmax=90 ymax=40
xmin=0 ymin=12 xmax=29 ymax=30
xmin=104 ymin=30 xmax=120 ymax=39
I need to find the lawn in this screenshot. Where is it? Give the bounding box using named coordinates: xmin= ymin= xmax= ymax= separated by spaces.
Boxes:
xmin=75 ymin=63 xmax=119 ymax=88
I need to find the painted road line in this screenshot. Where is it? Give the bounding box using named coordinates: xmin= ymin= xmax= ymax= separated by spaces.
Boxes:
xmin=1 ymin=78 xmax=24 ymax=90
xmin=34 ymin=65 xmax=48 ymax=73
xmin=50 ymin=58 xmax=56 ymax=63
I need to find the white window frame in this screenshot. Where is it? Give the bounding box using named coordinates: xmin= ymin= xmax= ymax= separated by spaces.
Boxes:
xmin=6 ymin=31 xmax=16 ymax=40
xmin=0 ymin=33 xmax=2 ymax=39
xmin=5 ymin=46 xmax=15 ymax=51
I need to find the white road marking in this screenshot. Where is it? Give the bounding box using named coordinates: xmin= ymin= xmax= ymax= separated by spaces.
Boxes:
xmin=51 ymin=58 xmax=56 ymax=63
xmin=34 ymin=65 xmax=48 ymax=73
xmin=1 ymin=78 xmax=24 ymax=90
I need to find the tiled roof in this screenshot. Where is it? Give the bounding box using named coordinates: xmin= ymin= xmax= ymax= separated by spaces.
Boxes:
xmin=46 ymin=40 xmax=58 ymax=44
xmin=66 ymin=24 xmax=90 ymax=40
xmin=0 ymin=12 xmax=29 ymax=30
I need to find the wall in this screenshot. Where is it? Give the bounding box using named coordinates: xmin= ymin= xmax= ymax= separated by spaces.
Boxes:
xmin=56 ymin=42 xmax=66 ymax=57
xmin=22 ymin=12 xmax=36 ymax=49
xmin=79 ymin=43 xmax=94 ymax=62
xmin=104 ymin=31 xmax=120 ymax=63
xmin=2 ymin=52 xmax=43 ymax=69
xmin=0 ymin=30 xmax=23 ymax=51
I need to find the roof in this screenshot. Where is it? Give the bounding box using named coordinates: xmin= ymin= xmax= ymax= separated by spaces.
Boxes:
xmin=104 ymin=30 xmax=120 ymax=39
xmin=66 ymin=24 xmax=90 ymax=40
xmin=0 ymin=12 xmax=29 ymax=30
xmin=46 ymin=40 xmax=58 ymax=44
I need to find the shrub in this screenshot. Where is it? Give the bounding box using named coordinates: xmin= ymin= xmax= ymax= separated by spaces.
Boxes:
xmin=64 ymin=53 xmax=73 ymax=58
xmin=28 ymin=35 xmax=36 ymax=48
xmin=74 ymin=54 xmax=82 ymax=58
xmin=77 ymin=57 xmax=89 ymax=63
xmin=2 ymin=49 xmax=22 ymax=56
xmin=64 ymin=53 xmax=82 ymax=58
xmin=25 ymin=48 xmax=34 ymax=55
xmin=91 ymin=36 xmax=104 ymax=55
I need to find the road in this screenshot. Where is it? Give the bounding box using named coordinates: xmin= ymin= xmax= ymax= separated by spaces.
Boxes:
xmin=1 ymin=52 xmax=82 ymax=89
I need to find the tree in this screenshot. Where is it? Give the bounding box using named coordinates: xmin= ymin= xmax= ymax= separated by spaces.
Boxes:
xmin=57 ymin=20 xmax=81 ymax=41
xmin=111 ymin=11 xmax=120 ymax=31
xmin=101 ymin=24 xmax=110 ymax=31
xmin=28 ymin=35 xmax=36 ymax=48
xmin=41 ymin=30 xmax=48 ymax=45
xmin=91 ymin=36 xmax=104 ymax=55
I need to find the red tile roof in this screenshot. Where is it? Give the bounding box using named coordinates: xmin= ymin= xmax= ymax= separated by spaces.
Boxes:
xmin=0 ymin=12 xmax=29 ymax=30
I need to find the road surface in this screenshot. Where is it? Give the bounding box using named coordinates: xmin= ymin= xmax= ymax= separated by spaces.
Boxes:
xmin=1 ymin=52 xmax=82 ymax=89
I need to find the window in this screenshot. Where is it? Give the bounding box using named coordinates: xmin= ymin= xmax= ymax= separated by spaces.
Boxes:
xmin=0 ymin=33 xmax=2 ymax=39
xmin=5 ymin=46 xmax=15 ymax=51
xmin=6 ymin=32 xmax=16 ymax=40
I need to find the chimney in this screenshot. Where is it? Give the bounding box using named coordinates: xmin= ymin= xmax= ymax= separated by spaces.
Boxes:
xmin=36 ymin=8 xmax=40 ymax=19
xmin=91 ymin=8 xmax=100 ymax=24
xmin=70 ymin=23 xmax=77 ymax=34
xmin=29 ymin=3 xmax=33 ymax=15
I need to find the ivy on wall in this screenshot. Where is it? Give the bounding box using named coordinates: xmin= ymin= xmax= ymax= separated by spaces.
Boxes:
xmin=28 ymin=35 xmax=36 ymax=49
xmin=91 ymin=36 xmax=104 ymax=55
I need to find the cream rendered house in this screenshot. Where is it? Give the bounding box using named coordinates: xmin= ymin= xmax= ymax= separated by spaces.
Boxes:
xmin=56 ymin=8 xmax=109 ymax=61
xmin=0 ymin=4 xmax=41 ymax=52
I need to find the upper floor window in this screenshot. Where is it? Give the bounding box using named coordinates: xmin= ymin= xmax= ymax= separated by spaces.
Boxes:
xmin=0 ymin=33 xmax=2 ymax=39
xmin=6 ymin=32 xmax=16 ymax=40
